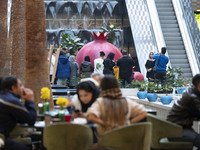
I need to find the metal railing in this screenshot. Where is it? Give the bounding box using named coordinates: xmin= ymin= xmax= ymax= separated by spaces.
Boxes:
xmin=179 ymin=0 xmax=200 ymax=72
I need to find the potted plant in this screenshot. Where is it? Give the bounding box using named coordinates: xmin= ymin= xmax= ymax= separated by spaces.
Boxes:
xmin=129 ymin=80 xmax=147 ymax=99
xmin=147 ymin=82 xmax=158 ymax=102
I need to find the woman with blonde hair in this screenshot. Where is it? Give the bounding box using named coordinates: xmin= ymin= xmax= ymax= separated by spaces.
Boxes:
xmin=87 ymin=75 xmax=147 ymax=136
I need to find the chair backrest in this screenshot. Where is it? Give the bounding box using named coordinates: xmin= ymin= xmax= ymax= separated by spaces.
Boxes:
xmin=100 ymin=122 xmax=152 ymax=150
xmin=146 ymin=114 xmax=183 ymax=148
xmin=0 ymin=133 xmax=4 ymax=148
xmin=43 ymin=123 xmax=93 ymax=150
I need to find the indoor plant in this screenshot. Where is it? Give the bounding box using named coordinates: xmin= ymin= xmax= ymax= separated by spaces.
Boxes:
xmin=147 ymin=82 xmax=158 ymax=102
xmin=130 ymin=80 xmax=147 ymax=99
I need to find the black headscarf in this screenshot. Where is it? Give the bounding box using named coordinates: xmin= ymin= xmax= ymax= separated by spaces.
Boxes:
xmin=84 ymin=56 xmax=90 ymax=62
xmin=107 ymin=52 xmax=115 ymax=61
xmin=77 ymin=81 xmax=100 ymax=112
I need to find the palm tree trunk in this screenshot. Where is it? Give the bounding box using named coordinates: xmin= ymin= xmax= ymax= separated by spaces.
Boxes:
xmin=25 ymin=0 xmax=53 ymax=109
xmin=10 ymin=0 xmax=26 ymax=82
xmin=0 ymin=0 xmax=8 ymax=76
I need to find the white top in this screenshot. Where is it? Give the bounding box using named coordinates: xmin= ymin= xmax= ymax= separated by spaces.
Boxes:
xmin=94 ymin=58 xmax=104 ymax=74
xmin=71 ymin=95 xmax=81 ymax=111
xmin=50 ymin=55 xmax=56 ymax=75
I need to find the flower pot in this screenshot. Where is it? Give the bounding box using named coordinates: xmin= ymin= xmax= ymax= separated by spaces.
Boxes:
xmin=147 ymin=93 xmax=158 ymax=102
xmin=176 ymin=87 xmax=186 ymax=94
xmin=160 ymin=96 xmax=172 ymax=105
xmin=59 ymin=109 xmax=65 ymax=122
xmin=137 ymin=91 xmax=147 ymax=99
xmin=59 ymin=109 xmax=71 ymax=122
xmin=43 ymin=101 xmax=49 ymax=115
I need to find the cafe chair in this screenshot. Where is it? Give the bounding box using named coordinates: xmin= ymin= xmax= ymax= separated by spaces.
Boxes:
xmin=147 ymin=114 xmax=193 ymax=150
xmin=0 ymin=133 xmax=5 ymax=148
xmin=43 ymin=123 xmax=93 ymax=150
xmin=99 ymin=122 xmax=152 ymax=150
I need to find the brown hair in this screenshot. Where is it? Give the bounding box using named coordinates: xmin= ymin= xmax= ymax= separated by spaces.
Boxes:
xmin=100 ymin=75 xmax=127 ymax=128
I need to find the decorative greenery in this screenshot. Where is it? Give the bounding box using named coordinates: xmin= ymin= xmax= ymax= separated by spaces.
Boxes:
xmin=61 ymin=33 xmax=84 ymax=55
xmin=128 ymin=80 xmax=147 ymax=91
xmin=101 ymin=23 xmax=120 ymax=44
xmin=40 ymin=87 xmax=50 ymax=100
xmin=56 ymin=97 xmax=69 ymax=109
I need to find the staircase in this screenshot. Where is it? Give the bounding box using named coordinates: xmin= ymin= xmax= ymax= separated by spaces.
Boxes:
xmin=155 ymin=0 xmax=192 ymax=78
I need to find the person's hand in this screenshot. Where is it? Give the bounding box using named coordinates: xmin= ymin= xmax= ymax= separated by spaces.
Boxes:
xmin=147 ymin=68 xmax=151 ymax=72
xmin=22 ymin=88 xmax=34 ymax=101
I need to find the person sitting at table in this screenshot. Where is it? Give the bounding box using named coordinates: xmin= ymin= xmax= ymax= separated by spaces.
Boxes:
xmin=71 ymin=80 xmax=100 ymax=118
xmin=167 ymin=74 xmax=200 ymax=149
xmin=87 ymin=75 xmax=147 ymax=136
xmin=0 ymin=76 xmax=37 ymax=150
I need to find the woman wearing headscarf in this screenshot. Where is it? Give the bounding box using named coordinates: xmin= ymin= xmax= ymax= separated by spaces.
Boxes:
xmin=71 ymin=80 xmax=100 ymax=118
xmin=103 ymin=52 xmax=115 ymax=75
xmin=69 ymin=55 xmax=79 ymax=88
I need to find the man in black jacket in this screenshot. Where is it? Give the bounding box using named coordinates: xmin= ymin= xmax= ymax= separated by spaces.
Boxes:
xmin=0 ymin=76 xmax=37 ymax=150
xmin=167 ymin=74 xmax=200 ymax=149
xmin=117 ymin=50 xmax=135 ymax=87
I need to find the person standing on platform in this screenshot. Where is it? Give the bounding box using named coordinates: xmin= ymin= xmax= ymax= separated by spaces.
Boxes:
xmin=56 ymin=51 xmax=70 ymax=85
xmin=0 ymin=76 xmax=36 ymax=150
xmin=94 ymin=51 xmax=105 ymax=74
xmin=62 ymin=47 xmax=70 ymax=58
xmin=167 ymin=74 xmax=200 ymax=149
xmin=117 ymin=50 xmax=135 ymax=87
xmin=69 ymin=55 xmax=79 ymax=89
xmin=152 ymin=47 xmax=169 ymax=84
xmin=103 ymin=52 xmax=115 ymax=75
xmin=50 ymin=49 xmax=57 ymax=84
xmin=145 ymin=52 xmax=155 ymax=81
xmin=80 ymin=56 xmax=94 ymax=79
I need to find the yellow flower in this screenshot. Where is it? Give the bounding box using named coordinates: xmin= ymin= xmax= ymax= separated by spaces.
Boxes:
xmin=56 ymin=97 xmax=68 ymax=108
xmin=40 ymin=87 xmax=50 ymax=100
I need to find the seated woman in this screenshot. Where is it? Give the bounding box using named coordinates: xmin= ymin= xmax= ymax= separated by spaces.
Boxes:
xmin=87 ymin=75 xmax=147 ymax=136
xmin=71 ymin=80 xmax=100 ymax=118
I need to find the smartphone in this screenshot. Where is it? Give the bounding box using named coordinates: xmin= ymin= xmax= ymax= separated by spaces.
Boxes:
xmin=74 ymin=109 xmax=80 ymax=113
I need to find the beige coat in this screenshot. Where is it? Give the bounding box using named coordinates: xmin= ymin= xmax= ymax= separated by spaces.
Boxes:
xmin=87 ymin=97 xmax=146 ymax=135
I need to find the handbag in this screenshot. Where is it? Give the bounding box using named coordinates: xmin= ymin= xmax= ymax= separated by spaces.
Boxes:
xmin=153 ymin=55 xmax=161 ymax=72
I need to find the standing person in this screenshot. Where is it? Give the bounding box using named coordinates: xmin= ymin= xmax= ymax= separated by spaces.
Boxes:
xmin=117 ymin=50 xmax=135 ymax=87
xmin=152 ymin=47 xmax=169 ymax=84
xmin=80 ymin=56 xmax=94 ymax=78
xmin=69 ymin=55 xmax=79 ymax=89
xmin=145 ymin=52 xmax=155 ymax=81
xmin=94 ymin=51 xmax=105 ymax=74
xmin=87 ymin=75 xmax=147 ymax=136
xmin=0 ymin=76 xmax=37 ymax=150
xmin=56 ymin=51 xmax=70 ymax=85
xmin=50 ymin=49 xmax=57 ymax=84
xmin=62 ymin=47 xmax=70 ymax=57
xmin=167 ymin=74 xmax=200 ymax=149
xmin=103 ymin=52 xmax=115 ymax=75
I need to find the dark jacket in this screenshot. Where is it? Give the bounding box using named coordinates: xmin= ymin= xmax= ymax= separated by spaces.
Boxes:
xmin=56 ymin=55 xmax=70 ymax=78
xmin=103 ymin=53 xmax=115 ymax=75
xmin=0 ymin=91 xmax=36 ymax=137
xmin=167 ymin=86 xmax=200 ymax=128
xmin=117 ymin=56 xmax=135 ymax=78
xmin=80 ymin=61 xmax=94 ymax=78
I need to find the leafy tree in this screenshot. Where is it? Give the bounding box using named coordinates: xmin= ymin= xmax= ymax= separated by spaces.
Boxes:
xmin=101 ymin=23 xmax=120 ymax=44
xmin=61 ymin=33 xmax=84 ymax=55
